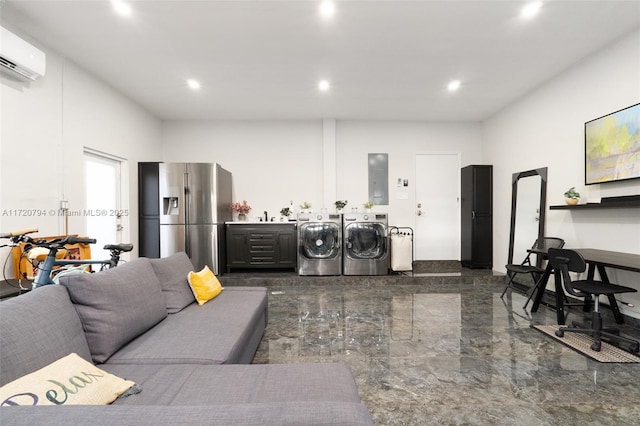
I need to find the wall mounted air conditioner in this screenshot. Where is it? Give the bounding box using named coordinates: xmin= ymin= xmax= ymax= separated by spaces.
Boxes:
xmin=0 ymin=26 xmax=46 ymax=81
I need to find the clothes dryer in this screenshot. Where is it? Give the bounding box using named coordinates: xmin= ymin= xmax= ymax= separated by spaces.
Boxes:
xmin=343 ymin=213 xmax=389 ymax=275
xmin=297 ymin=212 xmax=343 ymax=276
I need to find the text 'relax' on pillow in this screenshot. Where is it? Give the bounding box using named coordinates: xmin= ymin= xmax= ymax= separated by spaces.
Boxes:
xmin=187 ymin=266 xmax=223 ymax=306
xmin=0 ymin=353 xmax=136 ymax=406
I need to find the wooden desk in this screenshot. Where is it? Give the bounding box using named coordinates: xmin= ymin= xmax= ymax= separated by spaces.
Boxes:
xmin=530 ymin=248 xmax=640 ymax=324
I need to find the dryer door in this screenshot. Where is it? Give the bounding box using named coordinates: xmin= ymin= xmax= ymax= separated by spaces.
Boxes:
xmin=345 ymin=223 xmax=387 ymax=259
xmin=300 ymin=222 xmax=341 ymax=259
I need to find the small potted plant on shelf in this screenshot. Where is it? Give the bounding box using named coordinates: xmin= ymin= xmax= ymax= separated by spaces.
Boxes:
xmin=280 ymin=207 xmax=291 ymax=221
xmin=334 ymin=200 xmax=348 ymax=212
xmin=230 ymin=200 xmax=251 ymax=220
xmin=363 ymin=200 xmax=374 ymax=213
xmin=564 ymin=187 xmax=580 ymax=205
xmin=300 ymin=201 xmax=312 ymax=213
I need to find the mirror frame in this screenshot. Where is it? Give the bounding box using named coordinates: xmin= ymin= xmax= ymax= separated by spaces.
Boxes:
xmin=507 ymin=167 xmax=548 ymax=266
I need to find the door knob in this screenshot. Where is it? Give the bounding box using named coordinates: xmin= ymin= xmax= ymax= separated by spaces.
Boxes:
xmin=417 ymin=203 xmax=422 ymax=208
xmin=417 ymin=210 xmax=423 ymax=216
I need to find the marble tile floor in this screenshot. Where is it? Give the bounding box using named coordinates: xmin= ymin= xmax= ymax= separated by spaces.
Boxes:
xmin=221 ymin=271 xmax=640 ymax=425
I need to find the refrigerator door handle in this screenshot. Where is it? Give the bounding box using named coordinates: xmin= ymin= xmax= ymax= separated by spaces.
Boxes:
xmin=184 ymin=172 xmax=190 ymax=257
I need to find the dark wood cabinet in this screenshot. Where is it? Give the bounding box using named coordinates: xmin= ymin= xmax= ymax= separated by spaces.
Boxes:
xmin=226 ymin=230 xmax=251 ymax=267
xmin=274 ymin=229 xmax=297 ymax=266
xmin=138 ymin=162 xmax=160 ymax=258
xmin=226 ymin=223 xmax=297 ymax=272
xmin=461 ymin=165 xmax=493 ymax=269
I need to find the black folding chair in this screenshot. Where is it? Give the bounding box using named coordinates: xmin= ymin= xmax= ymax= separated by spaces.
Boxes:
xmin=501 ymin=237 xmax=565 ymax=299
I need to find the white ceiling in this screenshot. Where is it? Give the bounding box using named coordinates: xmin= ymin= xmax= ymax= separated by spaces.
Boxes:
xmin=2 ymin=1 xmax=639 ymax=121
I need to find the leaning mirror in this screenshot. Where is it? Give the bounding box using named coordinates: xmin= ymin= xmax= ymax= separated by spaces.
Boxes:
xmin=507 ymin=167 xmax=548 ymax=290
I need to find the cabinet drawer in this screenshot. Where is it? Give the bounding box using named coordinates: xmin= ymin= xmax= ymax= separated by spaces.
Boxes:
xmin=250 ymin=256 xmax=276 ymax=265
xmin=249 ymin=232 xmax=276 ymax=241
xmin=250 ymin=244 xmax=275 ymax=251
xmin=250 ymin=243 xmax=275 ymax=263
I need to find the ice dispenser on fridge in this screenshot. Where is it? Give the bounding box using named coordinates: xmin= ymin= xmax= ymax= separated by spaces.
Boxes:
xmin=163 ymin=197 xmax=180 ymax=216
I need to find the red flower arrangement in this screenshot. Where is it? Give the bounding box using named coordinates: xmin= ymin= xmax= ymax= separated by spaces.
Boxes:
xmin=230 ymin=200 xmax=252 ymax=214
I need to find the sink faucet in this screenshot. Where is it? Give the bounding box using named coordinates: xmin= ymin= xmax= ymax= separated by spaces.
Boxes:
xmin=264 ymin=211 xmax=268 ymax=222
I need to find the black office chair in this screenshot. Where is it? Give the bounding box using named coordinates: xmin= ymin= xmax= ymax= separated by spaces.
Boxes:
xmin=501 ymin=237 xmax=565 ymax=299
xmin=548 ymin=248 xmax=639 ymax=353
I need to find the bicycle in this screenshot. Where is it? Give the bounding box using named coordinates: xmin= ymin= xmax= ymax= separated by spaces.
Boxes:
xmin=1 ymin=228 xmax=133 ymax=289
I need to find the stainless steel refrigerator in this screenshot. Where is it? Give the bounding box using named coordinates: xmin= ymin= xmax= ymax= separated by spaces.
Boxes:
xmin=159 ymin=163 xmax=232 ymax=274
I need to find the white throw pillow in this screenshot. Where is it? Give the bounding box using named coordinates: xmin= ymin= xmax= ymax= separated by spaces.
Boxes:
xmin=0 ymin=353 xmax=136 ymax=406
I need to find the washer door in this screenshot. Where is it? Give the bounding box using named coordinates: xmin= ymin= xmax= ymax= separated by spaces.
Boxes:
xmin=345 ymin=223 xmax=387 ymax=259
xmin=300 ymin=222 xmax=341 ymax=259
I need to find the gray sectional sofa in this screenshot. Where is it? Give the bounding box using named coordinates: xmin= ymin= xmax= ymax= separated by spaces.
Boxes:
xmin=0 ymin=253 xmax=373 ymax=425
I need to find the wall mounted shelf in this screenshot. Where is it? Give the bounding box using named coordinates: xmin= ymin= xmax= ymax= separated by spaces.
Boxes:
xmin=550 ymin=200 xmax=640 ymax=210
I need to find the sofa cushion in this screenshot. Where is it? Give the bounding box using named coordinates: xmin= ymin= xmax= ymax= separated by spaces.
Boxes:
xmin=103 ymin=363 xmax=362 ymax=405
xmin=187 ymin=265 xmax=223 ymax=305
xmin=0 ymin=353 xmax=135 ymax=406
xmin=0 ymin=402 xmax=375 ymax=426
xmin=0 ymin=286 xmax=92 ymax=386
xmin=105 ymin=288 xmax=267 ymax=365
xmin=149 ymin=252 xmax=195 ymax=313
xmin=60 ymin=258 xmax=167 ymax=364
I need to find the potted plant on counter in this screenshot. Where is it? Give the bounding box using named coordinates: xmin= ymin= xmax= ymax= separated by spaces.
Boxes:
xmin=564 ymin=187 xmax=580 ymax=205
xmin=334 ymin=200 xmax=348 ymax=213
xmin=231 ymin=200 xmax=252 ymax=220
xmin=300 ymin=201 xmax=312 ymax=213
xmin=280 ymin=207 xmax=292 ymax=221
xmin=363 ymin=200 xmax=374 ymax=213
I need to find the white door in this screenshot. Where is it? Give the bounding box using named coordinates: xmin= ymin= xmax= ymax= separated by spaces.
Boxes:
xmin=84 ymin=151 xmax=123 ymax=261
xmin=415 ymin=154 xmax=460 ymax=260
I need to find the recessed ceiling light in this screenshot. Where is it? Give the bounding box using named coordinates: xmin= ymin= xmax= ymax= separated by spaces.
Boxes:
xmin=447 ymin=80 xmax=461 ymax=91
xmin=111 ymin=1 xmax=132 ymax=17
xmin=187 ymin=79 xmax=201 ymax=90
xmin=319 ymin=1 xmax=336 ymax=18
xmin=521 ymin=1 xmax=543 ymax=19
xmin=318 ymin=80 xmax=330 ymax=92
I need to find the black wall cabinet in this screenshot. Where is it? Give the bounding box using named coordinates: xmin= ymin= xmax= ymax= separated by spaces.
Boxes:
xmin=138 ymin=162 xmax=161 ymax=258
xmin=461 ymin=165 xmax=493 ymax=269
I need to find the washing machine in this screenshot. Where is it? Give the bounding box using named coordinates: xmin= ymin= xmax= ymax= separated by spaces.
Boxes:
xmin=343 ymin=213 xmax=389 ymax=275
xmin=297 ymin=212 xmax=343 ymax=276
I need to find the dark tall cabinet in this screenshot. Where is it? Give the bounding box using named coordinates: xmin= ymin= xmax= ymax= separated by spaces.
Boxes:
xmin=461 ymin=165 xmax=493 ymax=269
xmin=138 ymin=162 xmax=161 ymax=258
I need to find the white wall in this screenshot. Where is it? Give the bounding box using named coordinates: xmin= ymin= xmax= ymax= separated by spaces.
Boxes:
xmin=1 ymin=47 xmax=64 ymax=237
xmin=161 ymin=120 xmax=483 ymax=228
xmin=1 ymin=27 xmax=162 ymax=276
xmin=484 ymin=29 xmax=640 ymax=317
xmin=336 ymin=121 xmax=483 ymax=227
xmin=161 ymin=120 xmax=324 ymax=221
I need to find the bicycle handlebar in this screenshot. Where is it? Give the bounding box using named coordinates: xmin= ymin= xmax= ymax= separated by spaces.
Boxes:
xmin=18 ymin=235 xmax=96 ymax=250
xmin=0 ymin=229 xmax=96 ymax=260
xmin=0 ymin=228 xmax=39 ymax=239
xmin=66 ymin=236 xmax=97 ymax=245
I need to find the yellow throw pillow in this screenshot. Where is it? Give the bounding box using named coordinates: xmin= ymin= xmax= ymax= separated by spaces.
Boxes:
xmin=0 ymin=353 xmax=136 ymax=406
xmin=187 ymin=265 xmax=223 ymax=306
